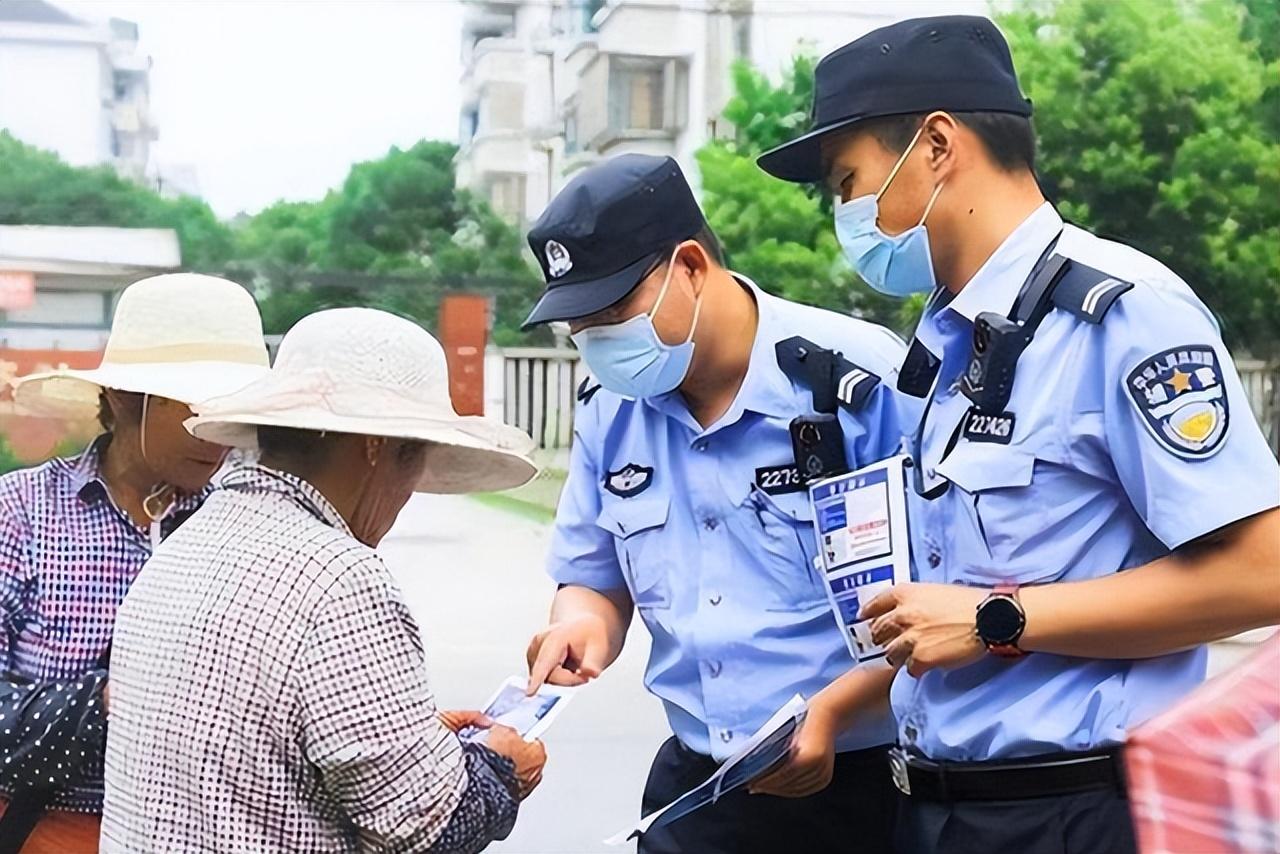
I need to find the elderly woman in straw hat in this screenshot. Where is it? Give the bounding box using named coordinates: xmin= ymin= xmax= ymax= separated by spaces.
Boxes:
xmin=0 ymin=273 xmax=268 ymax=851
xmin=101 ymin=307 xmax=544 ymax=853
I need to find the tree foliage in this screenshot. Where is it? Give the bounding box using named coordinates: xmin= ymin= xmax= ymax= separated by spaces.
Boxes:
xmin=230 ymin=141 xmax=542 ymax=342
xmin=698 ymin=0 xmax=1279 ymax=354
xmin=699 ymin=57 xmax=910 ymax=332
xmin=0 ymin=133 xmax=544 ymax=344
xmin=1002 ymin=0 xmax=1280 ymax=356
xmin=0 ymin=131 xmax=233 ymax=269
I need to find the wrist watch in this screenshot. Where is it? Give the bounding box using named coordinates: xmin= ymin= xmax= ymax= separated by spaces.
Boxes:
xmin=976 ymin=584 xmax=1027 ymax=658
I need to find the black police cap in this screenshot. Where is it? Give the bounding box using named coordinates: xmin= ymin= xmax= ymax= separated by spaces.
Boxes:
xmin=758 ymin=15 xmax=1031 ymax=184
xmin=523 ymin=154 xmax=706 ymax=329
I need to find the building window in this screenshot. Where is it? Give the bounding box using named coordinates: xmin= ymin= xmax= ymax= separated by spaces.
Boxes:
xmin=461 ymin=108 xmax=479 ymax=143
xmin=607 ymin=57 xmax=685 ymax=136
xmin=5 ymin=291 xmax=110 ymax=327
xmin=489 ymin=173 xmax=527 ymax=224
xmin=732 ymin=13 xmax=751 ymax=58
xmin=610 ymin=61 xmax=664 ymax=131
xmin=576 ymin=54 xmax=687 ymax=149
xmin=565 ymin=109 xmax=580 ymax=154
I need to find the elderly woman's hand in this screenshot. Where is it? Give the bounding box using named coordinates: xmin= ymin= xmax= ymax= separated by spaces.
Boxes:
xmin=438 ymin=709 xmax=492 ymax=734
xmin=486 ymin=725 xmax=547 ymax=800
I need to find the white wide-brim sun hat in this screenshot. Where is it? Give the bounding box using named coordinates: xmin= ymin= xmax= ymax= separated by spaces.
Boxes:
xmin=13 ymin=273 xmax=270 ymax=420
xmin=187 ymin=307 xmax=538 ymax=494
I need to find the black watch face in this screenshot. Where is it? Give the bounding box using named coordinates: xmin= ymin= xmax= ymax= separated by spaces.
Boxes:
xmin=978 ymin=596 xmax=1025 ymax=646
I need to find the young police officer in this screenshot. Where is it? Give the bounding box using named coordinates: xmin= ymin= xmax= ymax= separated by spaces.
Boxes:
xmin=759 ymin=15 xmax=1280 ymax=854
xmin=521 ymin=154 xmax=907 ymax=853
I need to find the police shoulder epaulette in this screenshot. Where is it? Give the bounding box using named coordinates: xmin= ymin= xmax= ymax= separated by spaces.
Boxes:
xmin=775 ymin=335 xmax=881 ymax=413
xmin=576 ymin=375 xmax=602 ymax=405
xmin=1051 ymin=260 xmax=1133 ymax=324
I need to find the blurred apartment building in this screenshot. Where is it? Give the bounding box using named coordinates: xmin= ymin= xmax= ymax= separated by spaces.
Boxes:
xmin=0 ymin=4 xmax=183 ymax=368
xmin=0 ymin=0 xmax=157 ymax=182
xmin=455 ymin=0 xmax=979 ymax=226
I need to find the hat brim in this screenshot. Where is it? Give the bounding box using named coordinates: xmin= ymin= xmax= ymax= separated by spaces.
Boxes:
xmin=757 ymin=116 xmax=867 ymax=184
xmin=12 ymin=362 xmax=271 ymax=421
xmin=522 ymin=249 xmax=664 ymax=330
xmin=190 ymin=412 xmax=537 ymax=494
xmin=187 ymin=369 xmax=539 ymax=496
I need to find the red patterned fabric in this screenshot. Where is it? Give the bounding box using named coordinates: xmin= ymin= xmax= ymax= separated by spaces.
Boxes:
xmin=1126 ymin=633 xmax=1280 ymax=854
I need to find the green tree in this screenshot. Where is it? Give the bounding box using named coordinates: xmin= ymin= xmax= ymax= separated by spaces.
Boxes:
xmin=1000 ymin=0 xmax=1279 ymax=356
xmin=722 ymin=54 xmax=816 ymax=154
xmin=701 ymin=1 xmax=1280 ymax=353
xmin=233 ymin=140 xmax=543 ymax=343
xmin=0 ymin=132 xmax=234 ymax=268
xmin=699 ymin=57 xmax=908 ymax=331
xmin=234 ymin=198 xmax=333 ymax=268
xmin=326 ymin=140 xmax=460 ymax=271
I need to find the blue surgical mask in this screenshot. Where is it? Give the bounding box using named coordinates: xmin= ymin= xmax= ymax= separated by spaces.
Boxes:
xmin=834 ymin=123 xmax=946 ymax=298
xmin=571 ymin=250 xmax=702 ymax=399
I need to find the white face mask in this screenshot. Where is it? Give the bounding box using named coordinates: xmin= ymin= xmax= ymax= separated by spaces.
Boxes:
xmin=570 ymin=248 xmax=703 ymax=399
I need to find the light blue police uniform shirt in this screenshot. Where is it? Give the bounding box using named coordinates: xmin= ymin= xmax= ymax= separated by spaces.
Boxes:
xmin=548 ymin=277 xmax=906 ymax=761
xmin=896 ymin=202 xmax=1280 ymax=761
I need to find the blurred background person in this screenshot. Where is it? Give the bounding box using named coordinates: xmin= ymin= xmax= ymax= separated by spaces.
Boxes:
xmin=0 ymin=273 xmax=269 ymax=852
xmin=1126 ymin=631 xmax=1280 ymax=854
xmin=102 ymin=308 xmax=543 ymax=853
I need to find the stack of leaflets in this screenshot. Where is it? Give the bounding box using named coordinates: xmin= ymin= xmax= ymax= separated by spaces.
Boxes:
xmin=807 ymin=454 xmax=913 ymax=664
xmin=605 ymin=695 xmax=808 ymax=846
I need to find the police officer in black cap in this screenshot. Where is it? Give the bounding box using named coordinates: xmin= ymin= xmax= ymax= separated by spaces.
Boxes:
xmin=520 ymin=153 xmax=912 ymax=853
xmin=761 ymin=14 xmax=1280 ymax=854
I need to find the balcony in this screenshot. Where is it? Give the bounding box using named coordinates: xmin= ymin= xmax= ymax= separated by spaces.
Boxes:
xmin=461 ymin=36 xmax=527 ymax=109
xmin=457 ymin=130 xmax=529 ymax=184
xmin=575 ymin=52 xmax=687 ymax=153
xmin=471 ymin=37 xmax=526 ymax=82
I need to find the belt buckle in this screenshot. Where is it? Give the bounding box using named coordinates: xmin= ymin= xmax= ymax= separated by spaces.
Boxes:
xmin=888 ymin=747 xmax=912 ymax=796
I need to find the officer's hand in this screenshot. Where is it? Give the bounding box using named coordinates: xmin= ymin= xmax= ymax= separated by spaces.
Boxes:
xmin=485 ymin=725 xmax=548 ymax=800
xmin=525 ymin=616 xmax=610 ymax=694
xmin=860 ymin=583 xmax=986 ymax=677
xmin=747 ymin=709 xmax=836 ymax=798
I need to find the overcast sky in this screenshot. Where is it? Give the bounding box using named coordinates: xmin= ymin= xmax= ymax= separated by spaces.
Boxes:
xmin=61 ymin=0 xmax=464 ymax=218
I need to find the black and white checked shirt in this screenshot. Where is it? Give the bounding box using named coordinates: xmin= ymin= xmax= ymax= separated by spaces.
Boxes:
xmin=101 ymin=466 xmax=520 ymax=852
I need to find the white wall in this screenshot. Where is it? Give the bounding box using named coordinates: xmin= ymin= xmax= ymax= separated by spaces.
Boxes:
xmin=5 ymin=290 xmax=108 ymax=327
xmin=0 ymin=39 xmax=108 ymax=166
xmin=746 ymin=0 xmax=987 ymax=77
xmin=0 ymin=326 xmax=110 ymax=351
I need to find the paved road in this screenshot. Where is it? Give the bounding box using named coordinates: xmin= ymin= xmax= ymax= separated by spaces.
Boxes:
xmin=381 ymin=493 xmax=668 ymax=854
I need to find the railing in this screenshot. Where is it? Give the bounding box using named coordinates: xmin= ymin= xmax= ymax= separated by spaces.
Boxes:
xmin=490 ymin=352 xmax=1278 ymax=454
xmin=501 ymin=347 xmax=581 ymax=450
xmin=1238 ymin=360 xmax=1279 ymax=454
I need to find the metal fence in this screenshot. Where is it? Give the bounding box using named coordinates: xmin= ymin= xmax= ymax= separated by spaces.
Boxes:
xmin=494 ymin=349 xmax=1280 ymax=455
xmin=501 ymin=347 xmax=582 ymax=451
xmin=1238 ymin=360 xmax=1280 ymax=453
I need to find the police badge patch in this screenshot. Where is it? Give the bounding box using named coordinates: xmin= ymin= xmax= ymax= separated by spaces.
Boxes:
xmin=604 ymin=463 xmax=653 ymax=498
xmin=545 ymin=240 xmax=573 ymax=278
xmin=1125 ymin=345 xmax=1229 ymax=458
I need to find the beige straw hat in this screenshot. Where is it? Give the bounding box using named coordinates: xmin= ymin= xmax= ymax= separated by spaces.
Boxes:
xmin=13 ymin=273 xmax=270 ymax=420
xmin=187 ymin=307 xmax=538 ymax=494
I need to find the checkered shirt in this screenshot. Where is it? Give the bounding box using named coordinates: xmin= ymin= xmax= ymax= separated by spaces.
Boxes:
xmin=1126 ymin=632 xmax=1280 ymax=854
xmin=101 ymin=465 xmax=520 ymax=852
xmin=0 ymin=438 xmax=204 ymax=812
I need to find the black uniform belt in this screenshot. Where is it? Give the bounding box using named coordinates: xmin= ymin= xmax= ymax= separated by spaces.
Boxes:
xmin=888 ymin=746 xmax=1127 ymax=802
